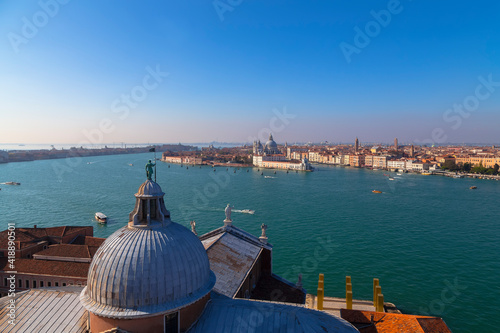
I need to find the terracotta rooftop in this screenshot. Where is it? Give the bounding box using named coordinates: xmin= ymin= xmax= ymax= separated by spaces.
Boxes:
xmin=0 ymin=226 xmax=92 ymax=249
xmin=0 ymin=257 xmax=89 ymax=278
xmin=340 ymin=309 xmax=452 ymax=333
xmin=70 ymin=235 xmax=106 ymax=247
xmin=33 ymin=244 xmax=101 ymax=259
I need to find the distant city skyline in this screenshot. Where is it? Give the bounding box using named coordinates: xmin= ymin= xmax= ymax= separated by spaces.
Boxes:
xmin=1 ymin=1 xmax=499 ymax=145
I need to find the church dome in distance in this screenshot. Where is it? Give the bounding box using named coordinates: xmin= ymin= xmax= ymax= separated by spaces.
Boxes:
xmin=265 ymin=133 xmax=278 ymax=149
xmin=80 ymin=180 xmax=216 ymax=319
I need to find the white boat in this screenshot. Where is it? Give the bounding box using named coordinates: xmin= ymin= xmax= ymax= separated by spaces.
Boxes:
xmin=240 ymin=209 xmax=255 ymax=215
xmin=95 ymin=212 xmax=107 ymax=223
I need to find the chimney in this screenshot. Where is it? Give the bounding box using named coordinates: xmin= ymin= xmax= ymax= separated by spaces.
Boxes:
xmin=34 ymin=225 xmax=37 ymax=229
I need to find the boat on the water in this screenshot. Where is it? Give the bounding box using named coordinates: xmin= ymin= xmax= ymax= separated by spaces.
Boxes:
xmin=240 ymin=209 xmax=255 ymax=215
xmin=470 ymin=186 xmax=477 ymax=190
xmin=388 ymin=177 xmax=395 ymax=181
xmin=421 ymin=172 xmax=432 ymax=176
xmin=4 ymin=182 xmax=21 ymax=185
xmin=95 ymin=212 xmax=107 ymax=223
xmin=372 ymin=190 xmax=382 ymax=194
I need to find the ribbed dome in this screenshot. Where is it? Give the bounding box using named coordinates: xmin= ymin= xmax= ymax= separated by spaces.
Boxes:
xmin=80 ymin=180 xmax=216 ymax=319
xmin=80 ymin=221 xmax=215 ymax=318
xmin=136 ymin=180 xmax=164 ymax=197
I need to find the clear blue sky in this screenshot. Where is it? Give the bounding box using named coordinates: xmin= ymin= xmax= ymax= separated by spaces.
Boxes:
xmin=1 ymin=0 xmax=499 ymax=145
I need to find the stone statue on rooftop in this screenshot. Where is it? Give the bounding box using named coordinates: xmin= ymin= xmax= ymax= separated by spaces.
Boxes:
xmin=145 ymin=159 xmax=156 ymax=180
xmin=190 ymin=220 xmax=197 ymax=235
xmin=224 ymin=204 xmax=233 ymax=221
xmin=261 ymin=223 xmax=268 ymax=238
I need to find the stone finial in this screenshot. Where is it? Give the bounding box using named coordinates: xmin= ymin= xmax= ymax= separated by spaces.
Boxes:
xmin=190 ymin=220 xmax=197 ymax=235
xmin=259 ymin=223 xmax=268 ymax=244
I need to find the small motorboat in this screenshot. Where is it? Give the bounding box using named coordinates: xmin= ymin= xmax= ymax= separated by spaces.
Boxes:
xmin=128 ymin=163 xmax=134 ymax=166
xmin=95 ymin=212 xmax=107 ymax=223
xmin=4 ymin=182 xmax=21 ymax=185
xmin=240 ymin=209 xmax=255 ymax=214
xmin=388 ymin=177 xmax=395 ymax=181
xmin=372 ymin=190 xmax=382 ymax=194
xmin=470 ymin=186 xmax=477 ymax=190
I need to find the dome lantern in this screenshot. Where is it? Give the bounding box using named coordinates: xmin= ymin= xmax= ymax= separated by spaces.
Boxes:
xmin=128 ymin=180 xmax=170 ymax=226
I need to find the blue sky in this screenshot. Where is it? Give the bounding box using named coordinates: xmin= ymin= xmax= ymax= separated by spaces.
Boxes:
xmin=0 ymin=0 xmax=499 ymax=145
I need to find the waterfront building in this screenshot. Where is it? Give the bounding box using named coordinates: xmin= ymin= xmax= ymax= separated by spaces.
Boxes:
xmin=333 ymin=155 xmax=343 ymax=165
xmin=261 ymin=158 xmax=312 ymax=171
xmin=455 ymin=156 xmax=500 ymax=168
xmin=387 ymin=159 xmax=406 ymax=171
xmin=411 ymin=161 xmax=430 ymax=172
xmin=372 ymin=156 xmax=388 ymax=169
xmin=162 ymin=155 xmax=203 ymax=165
xmin=341 ymin=155 xmax=351 ymax=166
xmin=286 ymin=146 xmax=309 ymax=159
xmin=364 ymin=155 xmax=374 ymax=167
xmin=349 ymin=155 xmax=365 ymax=168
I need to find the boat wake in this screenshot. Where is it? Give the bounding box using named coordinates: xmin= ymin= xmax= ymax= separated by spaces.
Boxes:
xmin=264 ymin=176 xmax=276 ymax=179
xmin=233 ymin=209 xmax=255 ymax=215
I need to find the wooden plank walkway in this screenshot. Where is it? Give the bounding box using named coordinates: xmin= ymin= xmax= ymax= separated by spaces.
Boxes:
xmin=306 ymin=294 xmax=400 ymax=317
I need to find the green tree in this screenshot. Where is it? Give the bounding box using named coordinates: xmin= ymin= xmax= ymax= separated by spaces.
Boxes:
xmin=494 ymin=163 xmax=499 ymax=175
xmin=441 ymin=160 xmax=459 ymax=171
xmin=471 ymin=163 xmax=487 ymax=174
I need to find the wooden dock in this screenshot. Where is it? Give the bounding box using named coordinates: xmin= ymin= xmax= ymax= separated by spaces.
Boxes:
xmin=306 ymin=294 xmax=400 ymax=317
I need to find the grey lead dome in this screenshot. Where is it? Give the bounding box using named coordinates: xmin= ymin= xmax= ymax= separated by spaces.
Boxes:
xmin=80 ymin=180 xmax=216 ymax=319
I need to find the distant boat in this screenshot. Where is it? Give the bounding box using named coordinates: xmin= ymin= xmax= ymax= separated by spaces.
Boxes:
xmin=470 ymin=186 xmax=477 ymax=190
xmin=421 ymin=172 xmax=432 ymax=176
xmin=4 ymin=182 xmax=21 ymax=185
xmin=397 ymin=173 xmax=402 ymax=176
xmin=241 ymin=209 xmax=255 ymax=215
xmin=128 ymin=163 xmax=133 ymax=166
xmin=372 ymin=190 xmax=382 ymax=194
xmin=95 ymin=212 xmax=107 ymax=223
xmin=388 ymin=177 xmax=395 ymax=181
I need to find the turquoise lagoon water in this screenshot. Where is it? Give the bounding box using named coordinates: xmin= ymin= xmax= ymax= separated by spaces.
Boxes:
xmin=1 ymin=152 xmax=499 ymax=332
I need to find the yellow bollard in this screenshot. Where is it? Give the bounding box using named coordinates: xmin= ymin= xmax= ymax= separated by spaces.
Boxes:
xmin=346 ymin=283 xmax=352 ymax=292
xmin=375 ymin=285 xmax=382 ymax=309
xmin=317 ymin=288 xmax=324 ymax=310
xmin=346 ymin=291 xmax=353 ymax=310
xmin=373 ymin=278 xmax=379 ymax=305
xmin=346 ymin=276 xmax=351 ymax=285
xmin=319 ymin=273 xmax=324 ymax=282
xmin=377 ymin=294 xmax=384 ymax=312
